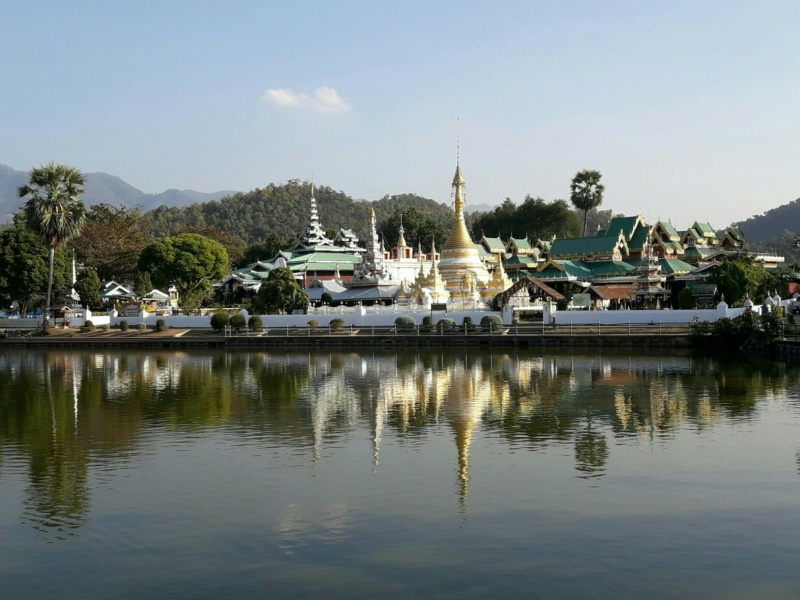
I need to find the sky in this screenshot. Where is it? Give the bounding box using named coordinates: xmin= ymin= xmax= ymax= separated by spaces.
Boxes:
xmin=2 ymin=0 xmax=799 ymax=229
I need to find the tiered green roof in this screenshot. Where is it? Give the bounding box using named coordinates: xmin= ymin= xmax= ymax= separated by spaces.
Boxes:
xmin=480 ymin=236 xmax=506 ymax=254
xmin=603 ymin=215 xmax=644 ymax=240
xmin=536 ymin=260 xmax=594 ymax=280
xmin=550 ymin=232 xmax=627 ymax=259
xmin=585 ymin=261 xmax=638 ymax=277
xmin=660 ymin=258 xmax=695 ymax=274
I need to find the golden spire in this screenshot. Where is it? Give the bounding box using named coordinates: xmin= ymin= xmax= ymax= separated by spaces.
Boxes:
xmin=397 ymin=214 xmax=408 ymax=247
xmin=443 ymin=163 xmax=474 ymax=250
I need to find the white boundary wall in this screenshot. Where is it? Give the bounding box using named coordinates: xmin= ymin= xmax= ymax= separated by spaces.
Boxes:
xmin=547 ymin=302 xmax=753 ymax=326
xmin=3 ymin=301 xmax=786 ymax=331
xmin=106 ymin=306 xmax=497 ymax=329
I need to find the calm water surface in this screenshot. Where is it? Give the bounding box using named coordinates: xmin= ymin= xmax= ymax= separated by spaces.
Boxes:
xmin=1 ymin=347 xmax=799 ymax=599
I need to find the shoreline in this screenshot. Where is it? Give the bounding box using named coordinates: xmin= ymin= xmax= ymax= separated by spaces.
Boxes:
xmin=1 ymin=326 xmax=693 ymax=349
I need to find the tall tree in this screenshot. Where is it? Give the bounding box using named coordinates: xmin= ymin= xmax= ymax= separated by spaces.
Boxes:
xmin=18 ymin=163 xmax=87 ymax=327
xmin=137 ymin=233 xmax=228 ymax=310
xmin=570 ymin=170 xmax=605 ymax=237
xmin=0 ymin=215 xmax=70 ymax=314
xmin=74 ymin=269 xmax=101 ymax=308
xmin=73 ymin=204 xmax=151 ymax=281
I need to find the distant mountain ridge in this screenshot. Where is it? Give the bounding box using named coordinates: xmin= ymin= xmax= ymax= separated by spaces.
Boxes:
xmin=0 ymin=164 xmax=236 ymax=221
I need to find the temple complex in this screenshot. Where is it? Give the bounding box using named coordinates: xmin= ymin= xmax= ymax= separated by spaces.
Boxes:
xmin=216 ymin=160 xmax=784 ymax=311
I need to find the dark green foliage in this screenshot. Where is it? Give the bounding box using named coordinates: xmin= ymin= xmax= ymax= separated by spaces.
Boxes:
xmin=210 ymin=311 xmax=229 ymax=332
xmin=155 ymin=319 xmax=167 ymax=332
xmin=710 ymin=253 xmax=776 ymax=305
xmin=238 ymin=235 xmax=291 ymax=267
xmin=470 ymin=195 xmax=581 ymax=242
xmin=137 ymin=323 xmax=147 ymax=331
xmin=251 ymin=267 xmax=309 ymax=315
xmin=120 ymin=320 xmax=129 ymax=331
xmin=138 ymin=233 xmax=228 ymax=310
xmin=101 ymin=324 xmax=110 ymax=332
xmin=320 ymin=292 xmax=333 ymax=304
xmin=690 ymin=309 xmax=784 ymax=349
xmin=0 ymin=216 xmax=71 ymax=314
xmin=421 ymin=316 xmax=434 ymax=331
xmin=133 ymin=271 xmax=154 ymax=297
xmin=229 ymin=313 xmax=246 ymax=330
xmin=462 ymin=316 xmax=476 ymax=332
xmin=678 ymin=286 xmax=695 ymax=309
xmin=379 ymin=206 xmax=453 ymax=250
xmin=307 ymin=319 xmax=319 ymax=329
xmin=80 ymin=320 xmax=96 ymax=333
xmin=179 ymin=226 xmax=245 ymax=269
xmin=394 ymin=316 xmax=417 ymax=331
xmin=75 ymin=269 xmax=101 ymax=307
xmin=436 ymin=318 xmax=456 ymax=332
xmin=480 ymin=315 xmax=503 ymax=331
xmin=329 ymin=318 xmax=345 ymax=331
xmin=247 ymin=315 xmax=263 ymax=330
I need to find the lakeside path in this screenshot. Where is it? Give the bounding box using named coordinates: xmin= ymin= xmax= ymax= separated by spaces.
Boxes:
xmin=1 ymin=324 xmax=694 ymax=349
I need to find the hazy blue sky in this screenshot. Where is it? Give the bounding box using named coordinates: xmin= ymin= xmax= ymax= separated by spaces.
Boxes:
xmin=2 ymin=1 xmax=799 ymax=228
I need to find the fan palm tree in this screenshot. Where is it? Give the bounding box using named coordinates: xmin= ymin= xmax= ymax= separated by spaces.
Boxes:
xmin=18 ymin=163 xmax=87 ymax=328
xmin=570 ymin=170 xmax=605 ymax=237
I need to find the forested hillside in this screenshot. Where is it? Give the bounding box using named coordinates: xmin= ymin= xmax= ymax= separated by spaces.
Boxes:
xmin=140 ymin=180 xmax=454 ymax=245
xmin=736 ymin=199 xmax=800 ymax=242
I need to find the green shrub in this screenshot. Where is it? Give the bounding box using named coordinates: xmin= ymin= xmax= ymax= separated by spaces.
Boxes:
xmin=210 ymin=311 xmax=230 ymax=332
xmin=84 ymin=320 xmax=95 ymax=331
xmin=321 ymin=292 xmax=333 ymax=304
xmin=101 ymin=324 xmax=110 ymax=332
xmin=462 ymin=316 xmax=476 ymax=332
xmin=436 ymin=318 xmax=456 ymax=332
xmin=120 ymin=320 xmax=129 ymax=331
xmin=307 ymin=319 xmax=319 ymax=329
xmin=394 ymin=316 xmax=417 ymax=331
xmin=481 ymin=315 xmax=503 ymax=332
xmin=421 ymin=316 xmax=434 ymax=332
xmin=248 ymin=315 xmax=263 ymax=330
xmin=229 ymin=313 xmax=247 ymax=330
xmin=678 ymin=287 xmax=695 ymax=309
xmin=155 ymin=319 xmax=168 ymax=332
xmin=329 ymin=318 xmax=345 ymax=331
xmin=138 ymin=323 xmax=147 ymax=332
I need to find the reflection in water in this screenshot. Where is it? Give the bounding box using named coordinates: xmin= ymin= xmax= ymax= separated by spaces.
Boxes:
xmin=0 ymin=348 xmax=798 ymax=537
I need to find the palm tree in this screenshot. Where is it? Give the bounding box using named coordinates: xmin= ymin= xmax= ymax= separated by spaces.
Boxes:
xmin=570 ymin=170 xmax=605 ymax=237
xmin=18 ymin=163 xmax=87 ymax=328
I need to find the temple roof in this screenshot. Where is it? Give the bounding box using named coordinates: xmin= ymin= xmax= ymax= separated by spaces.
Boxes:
xmin=550 ymin=231 xmax=628 ymax=259
xmin=480 ymin=236 xmax=506 ymax=253
xmin=660 ymin=258 xmax=695 ymax=274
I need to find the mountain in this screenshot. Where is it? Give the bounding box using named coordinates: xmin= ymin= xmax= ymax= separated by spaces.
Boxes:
xmin=735 ymin=198 xmax=800 ymax=243
xmin=465 ymin=202 xmax=496 ymax=214
xmin=0 ymin=164 xmax=236 ymax=222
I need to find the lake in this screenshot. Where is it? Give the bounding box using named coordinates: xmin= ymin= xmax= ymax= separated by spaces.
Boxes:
xmin=1 ymin=347 xmax=799 ymax=599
